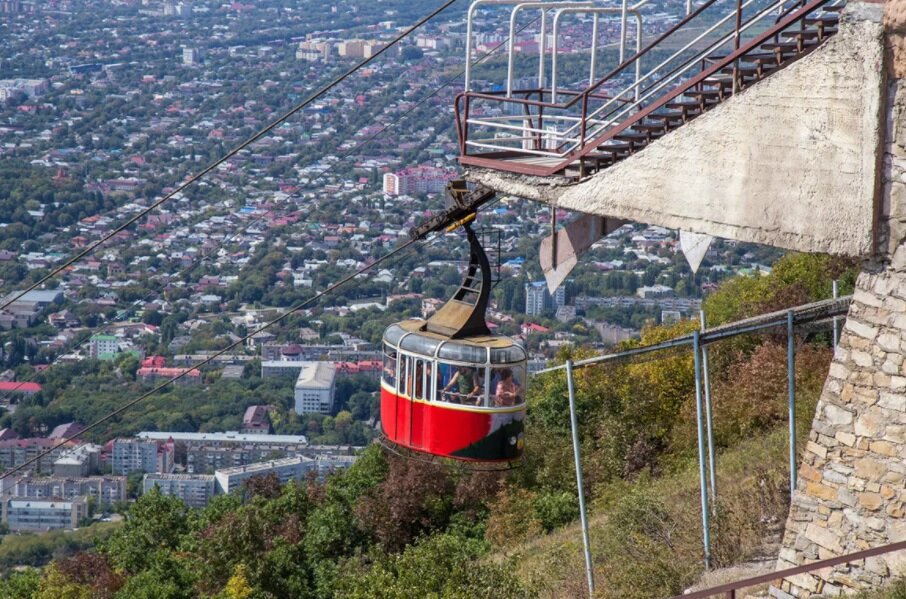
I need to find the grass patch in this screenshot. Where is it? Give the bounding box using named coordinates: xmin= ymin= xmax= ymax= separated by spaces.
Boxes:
xmin=494 ymin=428 xmax=796 ymax=598
xmin=0 ymin=521 xmax=121 ymax=573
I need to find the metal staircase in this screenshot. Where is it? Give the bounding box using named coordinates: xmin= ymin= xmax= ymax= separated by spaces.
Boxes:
xmin=456 ymin=0 xmax=845 ymax=179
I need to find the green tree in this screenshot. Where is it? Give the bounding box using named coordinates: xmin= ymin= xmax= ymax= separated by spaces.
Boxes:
xmin=102 ymin=488 xmax=188 ymax=574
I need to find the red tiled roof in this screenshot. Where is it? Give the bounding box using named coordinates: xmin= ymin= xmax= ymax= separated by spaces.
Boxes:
xmin=0 ymin=382 xmax=42 ymax=393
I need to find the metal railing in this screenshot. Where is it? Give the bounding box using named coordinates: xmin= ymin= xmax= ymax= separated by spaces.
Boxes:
xmin=668 ymin=539 xmax=906 ymax=598
xmin=456 ymin=0 xmax=843 ymax=175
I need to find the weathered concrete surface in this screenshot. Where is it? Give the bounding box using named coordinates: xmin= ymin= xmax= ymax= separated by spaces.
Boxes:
xmin=467 ymin=5 xmax=885 ymax=257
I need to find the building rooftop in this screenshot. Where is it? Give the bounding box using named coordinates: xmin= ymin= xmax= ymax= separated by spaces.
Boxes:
xmin=295 ymin=361 xmax=337 ymax=389
xmin=8 ymin=497 xmax=84 ymax=508
xmin=0 ymin=382 xmax=41 ymax=393
xmin=143 ymin=473 xmax=214 ymax=481
xmin=215 ymin=455 xmax=313 ymax=476
xmin=137 ymin=431 xmax=307 ymax=444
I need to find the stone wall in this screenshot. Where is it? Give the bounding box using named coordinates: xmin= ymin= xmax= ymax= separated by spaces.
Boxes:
xmin=772 ymin=4 xmax=906 ymax=596
xmin=772 ymin=268 xmax=906 ymax=597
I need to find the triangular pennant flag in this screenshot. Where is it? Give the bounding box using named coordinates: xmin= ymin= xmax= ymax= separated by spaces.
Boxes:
xmin=540 ymin=213 xmax=625 ymax=294
xmin=679 ymin=230 xmax=714 ymax=274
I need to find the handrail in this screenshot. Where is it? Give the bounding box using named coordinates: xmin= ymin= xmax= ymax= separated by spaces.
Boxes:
xmin=463 ymin=0 xmax=791 ymax=160
xmin=453 ymin=0 xmax=773 ymax=156
xmin=457 ymin=0 xmax=833 ymax=172
xmin=564 ymin=0 xmax=830 ymax=166
xmin=667 ymin=539 xmax=906 ymax=599
xmin=458 ymin=0 xmax=723 ymax=115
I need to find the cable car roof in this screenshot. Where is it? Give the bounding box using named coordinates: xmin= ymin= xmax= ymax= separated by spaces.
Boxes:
xmin=383 ymin=319 xmax=526 ymax=364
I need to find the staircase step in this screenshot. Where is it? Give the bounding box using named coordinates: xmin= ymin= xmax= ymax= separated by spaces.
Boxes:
xmin=719 ymin=63 xmax=775 ymax=77
xmin=760 ymin=41 xmax=804 ymax=53
xmin=804 ymin=15 xmax=839 ymax=27
xmin=665 ymin=99 xmax=703 ymax=108
xmin=595 ymin=141 xmax=631 ymax=153
xmin=613 ymin=131 xmax=649 ymax=141
xmin=635 ymin=122 xmax=670 ymax=133
xmin=687 ymin=89 xmax=723 ymax=99
xmin=647 ymin=110 xmax=687 ymax=122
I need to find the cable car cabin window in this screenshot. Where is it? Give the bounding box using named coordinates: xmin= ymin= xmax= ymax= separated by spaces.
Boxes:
xmin=382 ymin=346 xmax=397 ymax=389
xmin=489 ymin=364 xmax=526 ymax=407
xmin=399 ymin=355 xmax=412 ymax=398
xmin=414 ymin=358 xmax=433 ymax=401
xmin=439 ymin=363 xmax=483 ymax=405
xmin=438 ymin=342 xmax=488 ymax=365
xmin=490 ymin=345 xmax=526 ymax=365
xmin=399 ymin=333 xmax=440 ymax=358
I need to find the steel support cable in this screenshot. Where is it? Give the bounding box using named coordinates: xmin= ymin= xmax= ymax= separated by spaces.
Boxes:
xmin=0 ymin=234 xmax=430 ymax=480
xmin=0 ymin=19 xmax=527 ymax=396
xmin=0 ymin=0 xmax=462 ymax=315
xmin=0 ymin=191 xmax=505 ymax=478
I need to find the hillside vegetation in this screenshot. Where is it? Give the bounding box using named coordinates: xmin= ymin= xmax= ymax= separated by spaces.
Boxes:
xmin=0 ymin=253 xmax=859 ymax=598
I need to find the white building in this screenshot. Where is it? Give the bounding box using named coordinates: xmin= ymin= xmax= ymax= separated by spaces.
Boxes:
xmin=182 ymin=47 xmax=202 ymax=65
xmin=260 ymin=360 xmax=306 ymax=379
xmin=524 ymin=281 xmax=566 ymax=316
xmin=89 ymin=334 xmax=118 ymax=359
xmin=214 ymin=456 xmax=316 ymax=495
xmin=2 ymin=497 xmax=87 ymax=532
xmin=143 ymin=473 xmax=216 ymax=508
xmin=294 ymin=362 xmax=337 ymax=415
xmin=8 ymin=476 xmax=125 ymax=505
xmin=111 ymin=438 xmax=175 ymax=475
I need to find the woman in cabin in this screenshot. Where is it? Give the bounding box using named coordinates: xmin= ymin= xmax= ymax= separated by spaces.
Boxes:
xmin=494 ymin=368 xmax=521 ymax=407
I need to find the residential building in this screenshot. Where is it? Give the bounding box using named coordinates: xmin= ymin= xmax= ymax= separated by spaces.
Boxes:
xmin=0 ymin=381 xmax=41 ymax=399
xmin=143 ymin=473 xmax=216 ymax=508
xmin=182 ymin=47 xmax=202 ymax=65
xmin=0 ymin=438 xmax=76 ymax=474
xmin=7 ymin=476 xmax=126 ymax=504
xmin=111 ymin=438 xmax=175 ymax=475
xmin=294 ymin=362 xmax=337 ymax=415
xmin=296 ymin=39 xmax=332 ymax=61
xmin=137 ymin=431 xmax=308 ymax=474
xmin=137 ymin=366 xmax=202 ymax=386
xmin=260 ymin=360 xmax=306 ymax=379
xmin=524 ymin=281 xmax=565 ymax=316
xmin=214 ymin=456 xmax=316 ymax=495
xmin=2 ymin=497 xmax=87 ymax=532
xmin=52 ymin=444 xmax=100 ymax=478
xmin=48 ymin=422 xmax=87 ymax=440
xmin=382 ymin=166 xmax=456 ymax=196
xmin=636 ymin=284 xmax=676 ymax=299
xmin=241 ymin=405 xmax=272 ymax=434
xmin=89 ymin=334 xmax=119 ymax=360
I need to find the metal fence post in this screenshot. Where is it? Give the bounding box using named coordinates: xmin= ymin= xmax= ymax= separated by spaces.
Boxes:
xmin=787 ymin=310 xmax=797 ymax=496
xmin=566 ymin=360 xmax=595 ymax=596
xmin=700 ymin=310 xmax=717 ymax=507
xmin=832 ymin=280 xmax=839 ymax=347
xmin=693 ymin=331 xmax=712 ymax=569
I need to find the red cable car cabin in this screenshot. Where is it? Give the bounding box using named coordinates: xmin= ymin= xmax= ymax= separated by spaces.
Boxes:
xmin=379 ymin=198 xmax=526 ymax=462
xmin=380 ymin=320 xmax=527 ymax=461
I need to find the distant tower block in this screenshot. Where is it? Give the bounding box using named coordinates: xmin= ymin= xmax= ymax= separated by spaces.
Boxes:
xmin=182 ymin=47 xmax=202 ymax=66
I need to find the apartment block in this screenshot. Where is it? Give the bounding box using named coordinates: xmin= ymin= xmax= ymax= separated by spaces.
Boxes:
xmin=143 ymin=473 xmax=216 ymax=508
xmin=2 ymin=497 xmax=87 ymax=532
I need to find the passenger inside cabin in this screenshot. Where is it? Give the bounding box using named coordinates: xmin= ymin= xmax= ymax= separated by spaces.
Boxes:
xmin=468 ymin=368 xmax=486 ymax=406
xmin=442 ymin=366 xmax=476 ymax=404
xmin=494 ymin=368 xmax=521 ymax=407
xmin=383 ymin=351 xmax=397 ymax=387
